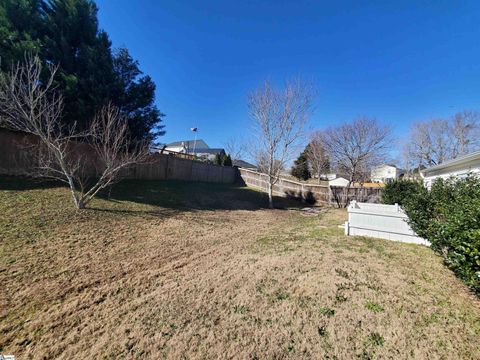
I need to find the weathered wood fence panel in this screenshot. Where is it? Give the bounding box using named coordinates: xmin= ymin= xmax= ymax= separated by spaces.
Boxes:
xmin=344 ymin=201 xmax=430 ymax=246
xmin=238 ymin=168 xmax=331 ymax=205
xmin=0 ymin=129 xmax=237 ymax=184
xmin=330 ymin=186 xmax=383 ymax=206
xmin=237 ymin=168 xmax=383 ymax=207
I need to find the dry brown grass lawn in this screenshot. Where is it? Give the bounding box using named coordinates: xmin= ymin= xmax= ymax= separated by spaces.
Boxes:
xmin=0 ymin=179 xmax=479 ymax=359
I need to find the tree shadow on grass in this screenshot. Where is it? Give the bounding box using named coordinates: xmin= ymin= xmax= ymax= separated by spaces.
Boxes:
xmin=97 ymin=179 xmax=302 ymax=212
xmin=0 ymin=177 xmax=304 ymax=213
xmin=87 ymin=206 xmax=183 ymax=220
xmin=0 ymin=176 xmax=63 ymax=191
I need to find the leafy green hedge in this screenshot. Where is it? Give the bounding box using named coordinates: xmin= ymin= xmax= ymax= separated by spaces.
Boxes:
xmin=382 ymin=179 xmax=424 ymax=206
xmin=383 ymin=177 xmax=480 ymax=295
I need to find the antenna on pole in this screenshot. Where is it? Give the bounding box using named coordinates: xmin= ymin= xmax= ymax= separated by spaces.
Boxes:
xmin=191 ymin=127 xmax=198 ymax=155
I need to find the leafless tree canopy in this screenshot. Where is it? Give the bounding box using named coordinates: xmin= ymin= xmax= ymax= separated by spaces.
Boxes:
xmin=306 ymin=131 xmax=330 ymax=184
xmin=248 ymin=78 xmax=315 ymax=207
xmin=0 ymin=55 xmax=148 ymax=209
xmin=322 ymin=117 xmax=392 ymax=185
xmin=0 ymin=55 xmax=65 ymax=139
xmin=224 ymin=136 xmax=246 ymax=161
xmin=403 ymin=111 xmax=480 ymax=171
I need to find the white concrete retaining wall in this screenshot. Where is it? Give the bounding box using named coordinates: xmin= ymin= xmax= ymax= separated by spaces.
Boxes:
xmin=345 ymin=201 xmax=430 ymax=246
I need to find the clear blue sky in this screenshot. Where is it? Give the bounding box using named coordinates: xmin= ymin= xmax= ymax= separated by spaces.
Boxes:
xmin=96 ymin=0 xmax=480 ymax=155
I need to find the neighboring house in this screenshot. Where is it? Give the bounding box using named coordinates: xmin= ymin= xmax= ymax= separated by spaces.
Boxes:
xmin=401 ymin=167 xmax=425 ymax=181
xmin=195 ymin=148 xmax=226 ymax=161
xmin=164 ymin=139 xmax=210 ymax=154
xmin=421 ymin=150 xmax=480 ymax=189
xmin=233 ymin=159 xmax=257 ymax=170
xmin=319 ymin=173 xmax=344 ymax=181
xmin=329 ymin=177 xmax=350 ymax=187
xmin=371 ymin=164 xmax=403 ymax=183
xmin=164 ymin=139 xmax=225 ymax=161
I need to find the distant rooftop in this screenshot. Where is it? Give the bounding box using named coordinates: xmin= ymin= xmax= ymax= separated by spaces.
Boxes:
xmin=233 ymin=159 xmax=256 ymax=169
xmin=422 ymin=150 xmax=480 ymax=174
xmin=166 ymin=139 xmax=209 ymax=149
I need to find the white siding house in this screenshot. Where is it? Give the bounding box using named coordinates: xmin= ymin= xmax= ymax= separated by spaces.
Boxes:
xmin=163 ymin=139 xmax=226 ymax=161
xmin=319 ymin=173 xmax=345 ymax=181
xmin=329 ymin=177 xmax=350 ymax=187
xmin=164 ymin=139 xmax=210 ymax=154
xmin=371 ymin=164 xmax=402 ymax=183
xmin=421 ymin=150 xmax=480 ymax=189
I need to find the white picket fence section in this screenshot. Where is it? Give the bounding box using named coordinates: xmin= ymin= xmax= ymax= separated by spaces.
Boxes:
xmin=344 ymin=201 xmax=430 ymax=246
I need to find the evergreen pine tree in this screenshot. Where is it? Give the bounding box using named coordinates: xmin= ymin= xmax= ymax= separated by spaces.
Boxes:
xmin=223 ymin=154 xmax=232 ymax=166
xmin=291 ymin=148 xmax=311 ymax=181
xmin=213 ymin=153 xmax=222 ymax=166
xmin=0 ymin=0 xmax=165 ymax=143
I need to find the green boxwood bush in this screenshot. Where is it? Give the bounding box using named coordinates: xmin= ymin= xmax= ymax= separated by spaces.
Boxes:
xmin=382 ymin=179 xmax=424 ymax=206
xmin=390 ymin=176 xmax=480 ymax=295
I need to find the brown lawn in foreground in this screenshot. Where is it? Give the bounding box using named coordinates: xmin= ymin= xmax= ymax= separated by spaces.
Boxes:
xmin=0 ymin=179 xmax=479 ymax=359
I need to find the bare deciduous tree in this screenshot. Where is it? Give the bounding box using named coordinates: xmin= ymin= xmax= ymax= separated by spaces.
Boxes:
xmin=404 ymin=112 xmax=480 ymax=170
xmin=451 ymin=110 xmax=480 ymax=157
xmin=224 ymin=136 xmax=246 ymax=162
xmin=0 ymin=55 xmax=148 ymax=209
xmin=408 ymin=119 xmax=450 ymax=167
xmin=306 ymin=131 xmax=330 ymax=184
xmin=322 ymin=117 xmax=392 ymax=188
xmin=248 ymin=78 xmax=315 ymax=208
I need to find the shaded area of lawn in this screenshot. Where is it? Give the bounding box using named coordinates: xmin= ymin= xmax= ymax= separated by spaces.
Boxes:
xmin=0 ymin=177 xmax=301 ymax=212
xmin=101 ymin=179 xmax=301 ymax=211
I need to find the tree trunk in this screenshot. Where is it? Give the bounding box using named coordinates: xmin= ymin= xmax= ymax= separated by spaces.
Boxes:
xmin=344 ymin=173 xmax=354 ymax=208
xmin=77 ymin=199 xmax=86 ymax=209
xmin=66 ymin=177 xmax=84 ymax=210
xmin=267 ymin=181 xmax=274 ymax=209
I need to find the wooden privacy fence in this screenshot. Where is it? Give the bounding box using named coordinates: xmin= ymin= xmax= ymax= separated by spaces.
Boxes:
xmin=0 ymin=129 xmax=237 ymax=184
xmin=238 ymin=168 xmax=383 ymax=207
xmin=119 ymin=154 xmax=237 ymax=183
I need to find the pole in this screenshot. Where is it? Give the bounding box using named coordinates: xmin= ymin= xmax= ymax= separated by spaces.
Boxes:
xmin=192 ymin=130 xmax=198 ymax=155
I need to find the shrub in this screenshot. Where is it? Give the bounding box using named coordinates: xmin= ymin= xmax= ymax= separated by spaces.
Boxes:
xmin=382 ymin=179 xmax=424 ymax=206
xmin=401 ymin=175 xmax=480 ymax=295
xmin=223 ymin=154 xmax=233 ymax=167
xmin=291 ymin=150 xmax=311 ymax=181
xmin=213 ymin=153 xmax=222 ymax=166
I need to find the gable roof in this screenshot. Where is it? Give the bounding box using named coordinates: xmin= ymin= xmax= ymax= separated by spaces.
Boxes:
xmin=421 ymin=150 xmax=480 ymax=174
xmin=233 ymin=159 xmax=257 ymax=169
xmin=166 ymin=139 xmax=209 ymax=149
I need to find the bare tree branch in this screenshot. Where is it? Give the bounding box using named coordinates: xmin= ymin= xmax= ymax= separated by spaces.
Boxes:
xmin=0 ymin=55 xmax=149 ymax=209
xmin=306 ymin=131 xmax=330 ymax=184
xmin=403 ymin=112 xmax=480 ymax=170
xmin=322 ymin=117 xmax=392 ymax=205
xmin=223 ymin=136 xmax=246 ymax=161
xmin=248 ymin=78 xmax=315 ymax=208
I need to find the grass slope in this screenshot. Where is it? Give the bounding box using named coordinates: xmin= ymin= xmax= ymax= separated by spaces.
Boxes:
xmin=0 ymin=178 xmax=479 ymax=359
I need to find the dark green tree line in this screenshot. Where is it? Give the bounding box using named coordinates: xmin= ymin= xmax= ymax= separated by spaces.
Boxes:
xmin=0 ymin=0 xmax=164 ymax=143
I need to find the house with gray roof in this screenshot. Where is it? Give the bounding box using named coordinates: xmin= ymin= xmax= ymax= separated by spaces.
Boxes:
xmin=164 ymin=139 xmax=225 ymax=161
xmin=165 ymin=139 xmax=210 ymax=153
